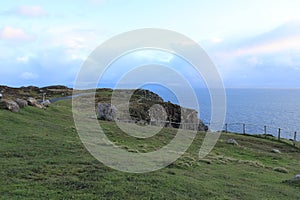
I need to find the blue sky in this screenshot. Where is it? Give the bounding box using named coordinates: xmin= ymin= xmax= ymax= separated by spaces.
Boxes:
xmin=1 ymin=0 xmax=300 ymax=88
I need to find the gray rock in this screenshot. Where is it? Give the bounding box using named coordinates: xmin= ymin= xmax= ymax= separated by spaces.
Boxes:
xmin=27 ymin=97 xmax=44 ymax=109
xmin=98 ymin=103 xmax=117 ymax=121
xmin=41 ymin=100 xmax=51 ymax=107
xmin=15 ymin=98 xmax=28 ymax=108
xmin=0 ymin=100 xmax=20 ymax=112
xmin=294 ymin=174 xmax=300 ymax=179
xmin=181 ymin=108 xmax=200 ymax=130
xmin=227 ymin=139 xmax=239 ymax=145
xmin=272 ymin=149 xmax=281 ymax=154
xmin=149 ymin=104 xmax=167 ymax=127
xmin=177 ymin=108 xmax=208 ymax=131
xmin=283 ymin=174 xmax=300 ymax=186
xmin=27 ymin=97 xmax=38 ymax=106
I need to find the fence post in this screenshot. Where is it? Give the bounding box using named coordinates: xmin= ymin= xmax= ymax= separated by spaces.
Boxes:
xmin=264 ymin=125 xmax=267 ymax=137
xmin=225 ymin=123 xmax=228 ymax=133
xmin=243 ymin=123 xmax=246 ymax=134
xmin=278 ymin=128 xmax=281 ymax=141
xmin=294 ymin=131 xmax=297 ymax=146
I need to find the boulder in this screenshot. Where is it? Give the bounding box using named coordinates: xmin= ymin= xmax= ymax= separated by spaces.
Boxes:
xmin=0 ymin=100 xmax=20 ymax=112
xmin=283 ymin=174 xmax=300 ymax=187
xmin=27 ymin=97 xmax=44 ymax=109
xmin=98 ymin=103 xmax=117 ymax=121
xmin=180 ymin=108 xmax=200 ymax=130
xmin=227 ymin=139 xmax=239 ymax=145
xmin=15 ymin=98 xmax=28 ymax=108
xmin=272 ymin=149 xmax=281 ymax=154
xmin=149 ymin=104 xmax=168 ymax=127
xmin=41 ymin=100 xmax=51 ymax=107
xmin=274 ymin=167 xmax=289 ymax=174
xmin=198 ymin=120 xmax=209 ymax=132
xmin=27 ymin=97 xmax=38 ymax=106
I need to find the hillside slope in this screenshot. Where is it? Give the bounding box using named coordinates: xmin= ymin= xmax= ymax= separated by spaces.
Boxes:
xmin=0 ymin=100 xmax=299 ymax=199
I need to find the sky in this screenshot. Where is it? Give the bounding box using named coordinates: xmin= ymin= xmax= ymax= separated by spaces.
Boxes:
xmin=1 ymin=0 xmax=300 ymax=88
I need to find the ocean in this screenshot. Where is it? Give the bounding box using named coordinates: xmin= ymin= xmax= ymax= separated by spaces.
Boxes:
xmin=146 ymin=87 xmax=300 ymax=140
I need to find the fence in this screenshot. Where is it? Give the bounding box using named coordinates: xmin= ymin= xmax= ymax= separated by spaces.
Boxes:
xmin=111 ymin=119 xmax=299 ymax=147
xmin=220 ymin=122 xmax=299 ymax=147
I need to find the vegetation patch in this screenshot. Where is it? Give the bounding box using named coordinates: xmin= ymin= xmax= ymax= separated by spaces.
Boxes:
xmin=0 ymin=92 xmax=300 ymax=199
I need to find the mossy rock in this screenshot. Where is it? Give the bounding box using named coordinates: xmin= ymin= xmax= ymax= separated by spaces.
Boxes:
xmin=274 ymin=167 xmax=289 ymax=174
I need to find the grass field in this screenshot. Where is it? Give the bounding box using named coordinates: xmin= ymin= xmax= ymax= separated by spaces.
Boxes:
xmin=0 ymin=99 xmax=299 ymax=199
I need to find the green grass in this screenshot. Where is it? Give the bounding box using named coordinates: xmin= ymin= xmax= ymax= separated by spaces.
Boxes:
xmin=0 ymin=100 xmax=299 ymax=199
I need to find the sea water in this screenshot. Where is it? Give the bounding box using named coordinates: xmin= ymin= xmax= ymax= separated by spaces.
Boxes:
xmin=146 ymin=86 xmax=300 ymax=140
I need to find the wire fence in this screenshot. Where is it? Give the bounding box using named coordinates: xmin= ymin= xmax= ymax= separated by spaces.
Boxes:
xmin=111 ymin=119 xmax=299 ymax=147
xmin=216 ymin=122 xmax=299 ymax=147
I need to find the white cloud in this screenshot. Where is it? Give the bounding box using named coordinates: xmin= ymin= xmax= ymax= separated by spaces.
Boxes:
xmin=40 ymin=26 xmax=108 ymax=62
xmin=65 ymin=36 xmax=86 ymax=50
xmin=231 ymin=36 xmax=300 ymax=57
xmin=16 ymin=56 xmax=29 ymax=63
xmin=20 ymin=72 xmax=39 ymax=80
xmin=0 ymin=26 xmax=33 ymax=43
xmin=15 ymin=5 xmax=48 ymax=17
xmin=209 ymin=37 xmax=223 ymax=44
xmin=131 ymin=50 xmax=174 ymax=63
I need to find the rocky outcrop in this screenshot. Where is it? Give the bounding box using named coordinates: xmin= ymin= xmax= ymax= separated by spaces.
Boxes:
xmin=27 ymin=97 xmax=38 ymax=106
xmin=98 ymin=103 xmax=117 ymax=121
xmin=0 ymin=100 xmax=20 ymax=112
xmin=0 ymin=97 xmax=49 ymax=112
xmin=27 ymin=97 xmax=44 ymax=109
xmin=181 ymin=108 xmax=208 ymax=131
xmin=0 ymin=85 xmax=71 ymax=112
xmin=129 ymin=100 xmax=208 ymax=131
xmin=15 ymin=98 xmax=28 ymax=108
xmin=149 ymin=104 xmax=168 ymax=127
xmin=0 ymin=85 xmax=72 ymax=100
xmin=132 ymin=89 xmax=164 ymax=102
xmin=98 ymin=89 xmax=208 ymax=132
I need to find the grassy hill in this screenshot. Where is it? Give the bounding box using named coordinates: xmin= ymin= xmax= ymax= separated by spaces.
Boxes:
xmin=0 ymin=99 xmax=299 ymax=199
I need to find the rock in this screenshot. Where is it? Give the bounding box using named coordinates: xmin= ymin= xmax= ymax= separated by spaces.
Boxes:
xmin=227 ymin=139 xmax=239 ymax=145
xmin=149 ymin=104 xmax=168 ymax=127
xmin=98 ymin=103 xmax=117 ymax=121
xmin=15 ymin=98 xmax=28 ymax=108
xmin=181 ymin=108 xmax=200 ymax=130
xmin=133 ymin=89 xmax=164 ymax=102
xmin=0 ymin=100 xmax=20 ymax=112
xmin=294 ymin=174 xmax=300 ymax=179
xmin=96 ymin=89 xmax=208 ymax=131
xmin=272 ymin=149 xmax=281 ymax=154
xmin=27 ymin=97 xmax=44 ymax=108
xmin=274 ymin=167 xmax=289 ymax=174
xmin=283 ymin=174 xmax=300 ymax=187
xmin=41 ymin=100 xmax=51 ymax=107
xmin=27 ymin=97 xmax=38 ymax=106
xmin=198 ymin=120 xmax=208 ymax=132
